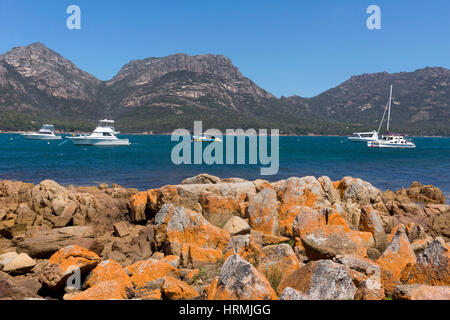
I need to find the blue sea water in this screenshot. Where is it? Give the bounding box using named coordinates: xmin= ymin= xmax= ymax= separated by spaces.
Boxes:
xmin=0 ymin=134 xmax=449 ymax=200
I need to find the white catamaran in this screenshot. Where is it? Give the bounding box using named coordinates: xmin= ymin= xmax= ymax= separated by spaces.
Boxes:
xmin=67 ymin=120 xmax=130 ymax=146
xmin=22 ymin=124 xmax=62 ymax=140
xmin=348 ymin=130 xmax=379 ymax=142
xmin=367 ymin=85 xmax=416 ymax=148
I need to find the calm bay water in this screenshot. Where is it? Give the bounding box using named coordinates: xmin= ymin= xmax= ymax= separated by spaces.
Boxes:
xmin=0 ymin=134 xmax=449 ymax=200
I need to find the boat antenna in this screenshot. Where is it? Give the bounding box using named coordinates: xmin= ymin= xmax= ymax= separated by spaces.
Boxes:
xmin=387 ymin=85 xmax=392 ymax=134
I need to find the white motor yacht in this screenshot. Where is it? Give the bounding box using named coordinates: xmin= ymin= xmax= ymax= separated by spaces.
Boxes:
xmin=22 ymin=124 xmax=62 ymax=140
xmin=67 ymin=120 xmax=130 ymax=146
xmin=348 ymin=131 xmax=379 ymax=142
xmin=192 ymin=135 xmax=222 ymax=142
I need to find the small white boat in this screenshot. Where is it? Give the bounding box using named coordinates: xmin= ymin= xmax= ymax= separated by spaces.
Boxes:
xmin=368 ymin=134 xmax=416 ymax=148
xmin=348 ymin=130 xmax=379 ymax=142
xmin=67 ymin=119 xmax=130 ymax=146
xmin=192 ymin=135 xmax=222 ymax=142
xmin=368 ymin=85 xmax=416 ymax=149
xmin=22 ymin=124 xmax=62 ymax=140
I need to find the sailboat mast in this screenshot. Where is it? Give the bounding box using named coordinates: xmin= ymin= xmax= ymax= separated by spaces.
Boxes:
xmin=387 ymin=85 xmax=392 ymax=133
xmin=378 ymin=100 xmax=389 ymax=134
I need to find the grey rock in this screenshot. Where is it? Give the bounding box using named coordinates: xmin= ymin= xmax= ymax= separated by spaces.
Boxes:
xmin=279 ymin=260 xmax=357 ymax=300
xmin=279 ymin=287 xmax=310 ymax=300
xmin=222 ymin=216 xmax=250 ymax=236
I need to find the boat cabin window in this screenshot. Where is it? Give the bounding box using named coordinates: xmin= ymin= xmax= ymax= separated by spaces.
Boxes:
xmin=41 ymin=125 xmax=54 ymax=131
xmin=102 ymin=132 xmax=112 ymax=137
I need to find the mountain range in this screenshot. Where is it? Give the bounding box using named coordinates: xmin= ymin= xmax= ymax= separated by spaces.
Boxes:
xmin=0 ymin=42 xmax=448 ymax=135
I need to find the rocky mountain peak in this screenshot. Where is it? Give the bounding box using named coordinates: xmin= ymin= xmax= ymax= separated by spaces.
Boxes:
xmin=108 ymin=53 xmax=245 ymax=87
xmin=0 ymin=42 xmax=101 ymax=101
xmin=105 ymin=52 xmax=274 ymax=109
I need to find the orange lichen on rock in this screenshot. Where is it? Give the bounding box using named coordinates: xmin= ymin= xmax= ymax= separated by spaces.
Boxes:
xmin=348 ymin=230 xmax=375 ymax=249
xmin=161 ymin=276 xmax=200 ymax=300
xmin=359 ymin=205 xmax=387 ymax=251
xmin=376 ymin=225 xmax=416 ymax=294
xmin=181 ymin=268 xmax=199 ymax=283
xmin=278 ymin=260 xmax=356 ymax=300
xmin=400 ymin=238 xmax=450 ymax=286
xmin=66 ymin=280 xmax=129 ymax=300
xmin=277 ymin=177 xmax=327 ymax=209
xmin=301 ymin=225 xmax=369 ymax=260
xmin=277 ymin=205 xmax=300 ymax=237
xmin=125 ymin=258 xmax=180 ymax=289
xmin=129 ymin=191 xmax=150 ymax=222
xmin=257 ymin=244 xmax=302 ymax=294
xmin=214 ymin=254 xmax=277 ymax=300
xmin=247 ymin=188 xmax=280 ymax=235
xmin=188 ymin=244 xmax=223 ymax=268
xmin=199 ymin=193 xmax=244 ymax=226
xmin=206 ymin=276 xmax=219 ymax=300
xmin=223 ymin=235 xmax=263 ymax=266
xmin=327 ymin=212 xmax=351 ymax=230
xmin=161 ymin=255 xmax=181 ymax=268
xmin=155 ymin=204 xmax=230 ymax=256
xmin=84 ymin=259 xmax=132 ymax=290
xmin=292 ymin=207 xmax=326 ymax=239
xmin=49 ymin=245 xmax=101 ymax=274
xmin=333 ymin=181 xmax=341 ymax=190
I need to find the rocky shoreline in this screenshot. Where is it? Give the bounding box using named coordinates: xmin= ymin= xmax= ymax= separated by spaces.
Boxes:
xmin=0 ymin=174 xmax=449 ymax=300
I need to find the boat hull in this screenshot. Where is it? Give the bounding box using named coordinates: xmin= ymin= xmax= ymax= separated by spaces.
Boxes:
xmin=69 ymin=138 xmax=130 ymax=146
xmin=348 ymin=137 xmax=378 ymax=142
xmin=22 ymin=134 xmax=62 ymax=140
xmin=367 ymin=141 xmax=416 ymax=148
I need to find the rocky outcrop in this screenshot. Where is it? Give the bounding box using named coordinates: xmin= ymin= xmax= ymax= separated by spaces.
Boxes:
xmin=258 ymin=244 xmax=302 ymax=294
xmin=1 ymin=175 xmax=449 ymax=300
xmin=279 ymin=287 xmax=310 ymax=300
xmin=153 ymin=204 xmax=230 ymax=268
xmin=160 ymin=276 xmax=200 ymax=300
xmin=278 ymin=260 xmax=357 ymax=300
xmin=384 ymin=182 xmax=446 ymax=204
xmin=0 ymin=271 xmax=42 ymax=299
xmin=211 ymin=254 xmax=277 ymax=300
xmin=13 ymin=226 xmax=100 ymax=259
xmin=83 ymin=259 xmax=133 ymax=291
xmin=0 ymin=179 xmax=137 ymax=237
xmin=65 ymin=280 xmax=130 ymax=300
xmin=376 ymin=225 xmax=417 ymax=294
xmin=125 ymin=258 xmax=179 ymax=289
xmin=222 ymin=216 xmax=251 ymax=236
xmin=333 ymin=254 xmax=384 ymax=300
xmin=301 ymin=225 xmax=371 ymax=260
xmin=400 ymin=238 xmax=450 ymax=286
xmin=130 ymin=180 xmax=256 ymax=226
xmin=223 ymin=235 xmax=262 ymax=267
xmin=0 ymin=252 xmax=35 ymax=274
xmin=39 ymin=245 xmax=101 ymax=291
xmin=393 ymin=284 xmax=450 ymax=300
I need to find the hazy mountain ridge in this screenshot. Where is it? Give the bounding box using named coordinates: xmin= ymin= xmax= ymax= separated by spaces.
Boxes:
xmin=298 ymin=67 xmax=450 ymax=135
xmin=0 ymin=43 xmax=448 ymax=135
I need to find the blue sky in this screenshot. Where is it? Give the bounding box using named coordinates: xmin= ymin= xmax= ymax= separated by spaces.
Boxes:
xmin=0 ymin=0 xmax=449 ymax=97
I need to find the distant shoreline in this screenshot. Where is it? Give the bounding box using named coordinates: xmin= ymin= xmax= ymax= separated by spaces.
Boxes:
xmin=0 ymin=131 xmax=447 ymax=138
